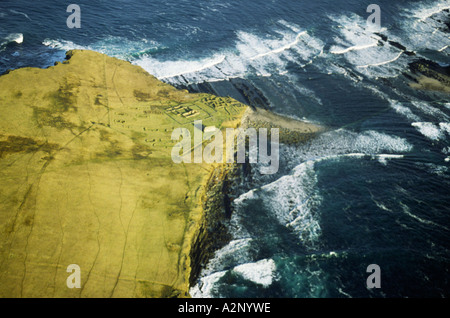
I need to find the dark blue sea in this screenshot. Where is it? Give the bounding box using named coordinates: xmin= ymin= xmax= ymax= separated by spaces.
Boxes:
xmin=1 ymin=0 xmax=449 ymax=298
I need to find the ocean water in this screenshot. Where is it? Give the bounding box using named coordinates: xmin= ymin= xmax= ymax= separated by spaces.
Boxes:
xmin=1 ymin=0 xmax=449 ymax=297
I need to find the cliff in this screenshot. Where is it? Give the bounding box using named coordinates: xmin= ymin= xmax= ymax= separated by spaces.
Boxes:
xmin=408 ymin=58 xmax=450 ymax=93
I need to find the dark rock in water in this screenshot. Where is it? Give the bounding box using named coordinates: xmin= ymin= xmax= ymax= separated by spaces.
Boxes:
xmin=228 ymin=78 xmax=270 ymax=109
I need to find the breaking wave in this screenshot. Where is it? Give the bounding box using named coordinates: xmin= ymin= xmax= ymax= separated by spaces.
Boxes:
xmin=43 ymin=36 xmax=161 ymax=61
xmin=236 ymin=129 xmax=413 ymax=248
xmin=1 ymin=33 xmax=23 ymax=46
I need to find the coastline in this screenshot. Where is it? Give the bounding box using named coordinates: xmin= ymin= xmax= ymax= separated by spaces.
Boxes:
xmin=0 ymin=49 xmax=323 ymax=298
xmin=0 ymin=49 xmax=249 ymax=297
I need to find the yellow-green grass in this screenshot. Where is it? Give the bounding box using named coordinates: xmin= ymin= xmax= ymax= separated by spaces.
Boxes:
xmin=0 ymin=50 xmax=247 ymax=297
